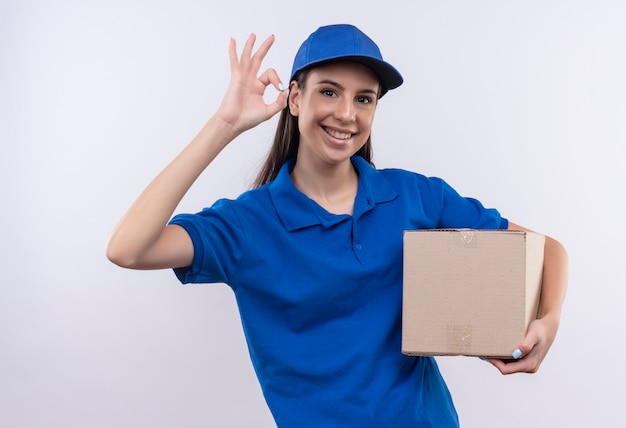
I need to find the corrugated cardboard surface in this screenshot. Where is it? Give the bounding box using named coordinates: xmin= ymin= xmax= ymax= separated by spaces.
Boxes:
xmin=401 ymin=229 xmax=544 ymax=359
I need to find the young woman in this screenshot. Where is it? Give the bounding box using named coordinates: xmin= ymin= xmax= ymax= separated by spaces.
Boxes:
xmin=107 ymin=24 xmax=568 ymax=427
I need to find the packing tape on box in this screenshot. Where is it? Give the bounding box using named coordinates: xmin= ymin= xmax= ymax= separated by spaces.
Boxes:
xmin=451 ymin=229 xmax=477 ymax=248
xmin=447 ymin=324 xmax=473 ymax=354
xmin=459 ymin=230 xmax=474 ymax=244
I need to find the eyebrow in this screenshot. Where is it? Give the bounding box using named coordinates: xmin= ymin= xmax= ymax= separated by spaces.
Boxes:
xmin=315 ymin=79 xmax=379 ymax=95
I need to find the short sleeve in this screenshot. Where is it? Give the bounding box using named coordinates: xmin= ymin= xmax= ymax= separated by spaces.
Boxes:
xmin=168 ymin=199 xmax=247 ymax=285
xmin=436 ymin=178 xmax=508 ymax=230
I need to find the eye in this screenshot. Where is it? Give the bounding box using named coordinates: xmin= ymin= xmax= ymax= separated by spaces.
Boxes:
xmin=321 ymin=89 xmax=336 ymax=97
xmin=356 ymin=95 xmax=373 ymax=104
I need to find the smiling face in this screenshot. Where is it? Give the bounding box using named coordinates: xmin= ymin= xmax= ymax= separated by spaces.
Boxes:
xmin=289 ymin=61 xmax=380 ymax=169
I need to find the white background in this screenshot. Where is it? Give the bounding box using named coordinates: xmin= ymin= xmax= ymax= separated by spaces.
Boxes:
xmin=1 ymin=0 xmax=624 ymax=427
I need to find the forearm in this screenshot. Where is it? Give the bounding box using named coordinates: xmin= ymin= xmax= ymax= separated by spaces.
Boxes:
xmin=507 ymin=222 xmax=568 ymax=331
xmin=106 ymin=116 xmax=239 ymax=267
xmin=490 ymin=225 xmax=568 ymax=374
xmin=537 ymin=235 xmax=569 ymax=327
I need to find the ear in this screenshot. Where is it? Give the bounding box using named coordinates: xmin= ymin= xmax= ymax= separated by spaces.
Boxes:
xmin=288 ymin=81 xmax=300 ymax=117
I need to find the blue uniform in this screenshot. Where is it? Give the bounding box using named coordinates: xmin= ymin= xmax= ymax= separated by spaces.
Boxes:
xmin=170 ymin=156 xmax=507 ymax=427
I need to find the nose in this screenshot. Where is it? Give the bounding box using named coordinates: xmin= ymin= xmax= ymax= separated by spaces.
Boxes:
xmin=335 ymin=97 xmax=356 ymax=122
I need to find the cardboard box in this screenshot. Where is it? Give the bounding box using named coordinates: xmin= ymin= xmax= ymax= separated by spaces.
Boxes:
xmin=402 ymin=229 xmax=544 ymax=359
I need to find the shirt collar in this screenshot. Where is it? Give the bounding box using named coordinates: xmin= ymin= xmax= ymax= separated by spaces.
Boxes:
xmin=269 ymin=156 xmax=398 ymax=232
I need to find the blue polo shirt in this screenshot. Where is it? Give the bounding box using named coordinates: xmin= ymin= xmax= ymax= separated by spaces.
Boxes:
xmin=170 ymin=156 xmax=507 ymax=427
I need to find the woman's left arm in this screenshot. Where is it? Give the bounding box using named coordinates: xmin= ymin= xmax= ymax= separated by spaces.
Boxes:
xmin=488 ymin=221 xmax=568 ymax=375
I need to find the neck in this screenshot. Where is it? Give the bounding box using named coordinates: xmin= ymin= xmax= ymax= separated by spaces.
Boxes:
xmin=290 ymin=158 xmax=358 ymax=215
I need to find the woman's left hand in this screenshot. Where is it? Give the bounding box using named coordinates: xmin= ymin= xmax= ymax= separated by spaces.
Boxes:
xmin=486 ymin=314 xmax=559 ymax=374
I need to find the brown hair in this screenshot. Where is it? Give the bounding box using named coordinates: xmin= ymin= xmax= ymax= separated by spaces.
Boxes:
xmin=252 ymin=68 xmax=376 ymax=188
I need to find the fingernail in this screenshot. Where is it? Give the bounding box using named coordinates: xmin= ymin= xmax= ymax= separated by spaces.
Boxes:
xmin=512 ymin=349 xmax=523 ymax=359
xmin=278 ymin=83 xmax=285 ymax=91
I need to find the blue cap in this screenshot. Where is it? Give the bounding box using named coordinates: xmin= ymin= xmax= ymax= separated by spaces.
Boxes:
xmin=290 ymin=24 xmax=403 ymax=97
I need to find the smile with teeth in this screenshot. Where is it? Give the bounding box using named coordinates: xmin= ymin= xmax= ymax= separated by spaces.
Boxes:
xmin=324 ymin=127 xmax=353 ymax=140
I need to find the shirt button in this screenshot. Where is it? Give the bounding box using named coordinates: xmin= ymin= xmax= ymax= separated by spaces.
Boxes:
xmin=356 ymin=244 xmax=363 ymax=250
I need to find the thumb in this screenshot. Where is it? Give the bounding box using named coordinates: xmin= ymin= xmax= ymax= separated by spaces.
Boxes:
xmin=511 ymin=330 xmax=539 ymax=360
xmin=265 ymin=89 xmax=289 ymax=118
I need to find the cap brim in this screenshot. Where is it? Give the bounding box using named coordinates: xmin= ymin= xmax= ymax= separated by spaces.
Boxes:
xmin=292 ymin=55 xmax=403 ymax=97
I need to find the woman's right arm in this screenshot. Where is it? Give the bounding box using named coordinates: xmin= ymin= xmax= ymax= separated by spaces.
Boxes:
xmin=106 ymin=34 xmax=287 ymax=270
